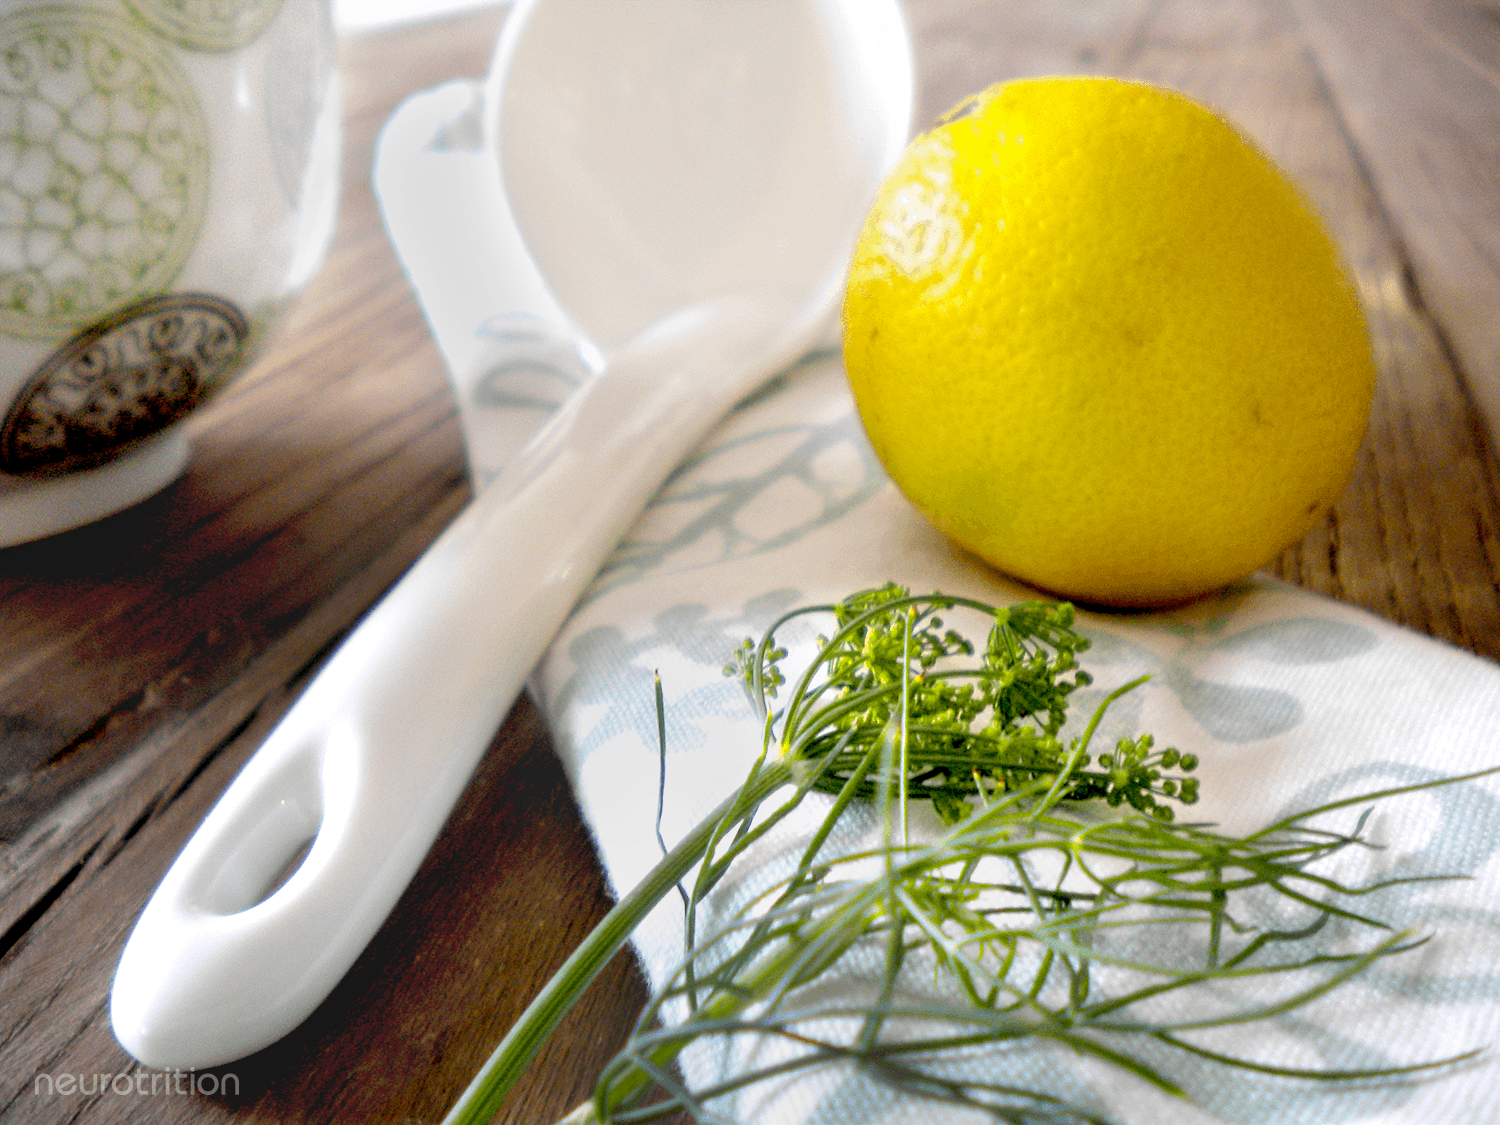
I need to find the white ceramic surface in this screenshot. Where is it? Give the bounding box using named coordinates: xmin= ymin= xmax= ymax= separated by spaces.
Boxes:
xmin=0 ymin=0 xmax=341 ymax=546
xmin=369 ymin=77 xmax=597 ymax=487
xmin=110 ymin=0 xmax=912 ymax=1070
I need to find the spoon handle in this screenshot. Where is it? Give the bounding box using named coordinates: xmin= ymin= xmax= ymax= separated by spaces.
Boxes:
xmin=371 ymin=78 xmax=599 ymax=487
xmin=110 ymin=295 xmax=817 ymax=1069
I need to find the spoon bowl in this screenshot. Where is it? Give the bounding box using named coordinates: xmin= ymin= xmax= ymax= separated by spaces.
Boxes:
xmin=111 ymin=0 xmax=911 ymax=1070
xmin=491 ymin=0 xmax=909 ymax=351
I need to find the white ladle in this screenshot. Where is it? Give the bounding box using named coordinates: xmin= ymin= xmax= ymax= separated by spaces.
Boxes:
xmin=111 ymin=0 xmax=911 ymax=1070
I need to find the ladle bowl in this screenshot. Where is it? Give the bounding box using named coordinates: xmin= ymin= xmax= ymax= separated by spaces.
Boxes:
xmin=110 ymin=0 xmax=912 ymax=1071
xmin=491 ymin=0 xmax=910 ymax=350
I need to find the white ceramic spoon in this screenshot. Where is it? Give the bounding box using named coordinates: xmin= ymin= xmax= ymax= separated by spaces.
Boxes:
xmin=110 ymin=0 xmax=912 ymax=1070
xmin=369 ymin=77 xmax=601 ymax=489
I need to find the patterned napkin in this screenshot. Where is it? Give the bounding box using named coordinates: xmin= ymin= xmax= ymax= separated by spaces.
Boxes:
xmin=376 ymin=86 xmax=1500 ymax=1125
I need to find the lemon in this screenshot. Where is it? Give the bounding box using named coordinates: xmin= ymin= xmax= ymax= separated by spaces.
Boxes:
xmin=843 ymin=77 xmax=1375 ymax=607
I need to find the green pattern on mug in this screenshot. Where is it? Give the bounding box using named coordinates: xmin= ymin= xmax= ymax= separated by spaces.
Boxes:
xmin=0 ymin=5 xmax=208 ymax=340
xmin=123 ymin=0 xmax=286 ymax=53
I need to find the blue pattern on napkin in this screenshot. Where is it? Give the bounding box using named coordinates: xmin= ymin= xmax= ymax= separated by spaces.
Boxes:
xmin=1080 ymin=602 xmax=1379 ymax=743
xmin=592 ymin=362 xmax=886 ymax=602
xmin=552 ymin=591 xmax=802 ymax=766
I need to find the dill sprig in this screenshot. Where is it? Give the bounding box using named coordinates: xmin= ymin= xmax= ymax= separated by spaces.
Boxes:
xmin=726 ymin=583 xmax=1199 ymax=824
xmin=441 ymin=586 xmax=1486 ymax=1125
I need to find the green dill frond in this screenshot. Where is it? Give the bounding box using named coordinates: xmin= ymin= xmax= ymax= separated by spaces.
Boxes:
xmin=442 ymin=586 xmax=1490 ymax=1125
xmin=732 ymin=584 xmax=1193 ymax=825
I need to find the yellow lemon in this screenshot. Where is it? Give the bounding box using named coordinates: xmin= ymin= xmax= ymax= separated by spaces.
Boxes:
xmin=843 ymin=77 xmax=1375 ymax=607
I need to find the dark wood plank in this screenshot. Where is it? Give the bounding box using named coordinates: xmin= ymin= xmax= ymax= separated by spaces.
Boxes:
xmin=902 ymin=0 xmax=1156 ymax=122
xmin=1289 ymin=0 xmax=1500 ymax=437
xmin=0 ymin=694 xmax=647 ymax=1125
xmin=1266 ymin=0 xmax=1500 ymax=650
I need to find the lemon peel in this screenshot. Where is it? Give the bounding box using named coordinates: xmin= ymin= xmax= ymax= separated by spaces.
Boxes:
xmin=843 ymin=76 xmax=1375 ymax=607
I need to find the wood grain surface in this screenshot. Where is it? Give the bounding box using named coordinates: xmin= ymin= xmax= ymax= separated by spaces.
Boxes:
xmin=1 ymin=2 xmax=1496 ymax=1123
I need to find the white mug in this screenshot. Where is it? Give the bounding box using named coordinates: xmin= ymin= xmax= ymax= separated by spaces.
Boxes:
xmin=0 ymin=0 xmax=340 ymax=546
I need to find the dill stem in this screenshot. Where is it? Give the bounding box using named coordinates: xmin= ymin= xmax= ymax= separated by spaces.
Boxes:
xmin=582 ymin=869 xmax=891 ymax=1123
xmin=440 ymin=760 xmax=795 ymax=1125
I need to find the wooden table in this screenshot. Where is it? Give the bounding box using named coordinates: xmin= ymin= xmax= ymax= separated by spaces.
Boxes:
xmin=2 ymin=2 xmax=1496 ymax=1122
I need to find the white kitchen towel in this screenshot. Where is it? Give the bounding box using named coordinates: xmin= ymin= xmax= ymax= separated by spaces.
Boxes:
xmin=530 ymin=350 xmax=1500 ymax=1125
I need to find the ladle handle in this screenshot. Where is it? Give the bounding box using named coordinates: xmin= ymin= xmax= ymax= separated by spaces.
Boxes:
xmin=109 ymin=295 xmax=814 ymax=1070
xmin=371 ymin=78 xmax=599 ymax=488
